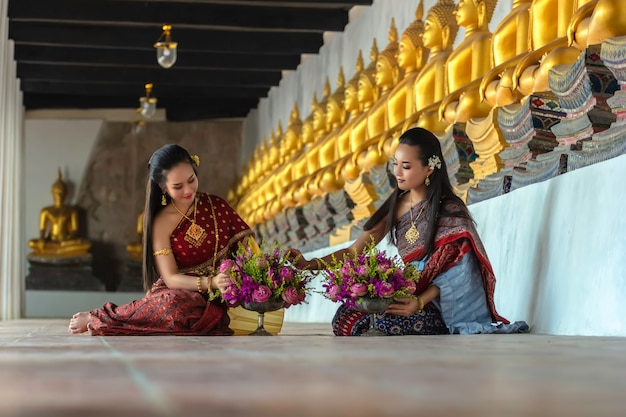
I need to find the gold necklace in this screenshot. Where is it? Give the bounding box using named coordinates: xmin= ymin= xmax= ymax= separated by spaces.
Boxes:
xmin=171 ymin=196 xmax=207 ymax=248
xmin=405 ymin=195 xmax=426 ymax=245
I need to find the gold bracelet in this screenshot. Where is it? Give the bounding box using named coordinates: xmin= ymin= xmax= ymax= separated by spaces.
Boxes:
xmin=206 ymin=276 xmax=214 ymax=297
xmin=153 ymin=248 xmax=173 ymax=256
xmin=415 ymin=295 xmax=424 ymax=314
xmin=196 ymin=276 xmax=204 ymax=294
xmin=313 ymin=258 xmax=322 ymax=270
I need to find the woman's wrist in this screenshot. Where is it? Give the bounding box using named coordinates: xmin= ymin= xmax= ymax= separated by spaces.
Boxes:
xmin=415 ymin=295 xmax=424 ymax=314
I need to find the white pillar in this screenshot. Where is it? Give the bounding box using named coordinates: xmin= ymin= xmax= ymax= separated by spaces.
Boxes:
xmin=0 ymin=0 xmax=25 ymax=319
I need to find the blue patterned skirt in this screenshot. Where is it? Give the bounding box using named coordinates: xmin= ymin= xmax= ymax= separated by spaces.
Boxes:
xmin=331 ymin=303 xmax=449 ymax=336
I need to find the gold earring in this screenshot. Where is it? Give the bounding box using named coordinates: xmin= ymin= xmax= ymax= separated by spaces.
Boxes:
xmin=425 ymin=176 xmax=430 ymax=187
xmin=161 ymin=193 xmax=167 ymax=205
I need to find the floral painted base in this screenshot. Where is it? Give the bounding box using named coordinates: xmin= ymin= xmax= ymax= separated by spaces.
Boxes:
xmin=243 ymin=300 xmax=285 ymax=336
xmin=357 ymin=298 xmax=393 ymax=337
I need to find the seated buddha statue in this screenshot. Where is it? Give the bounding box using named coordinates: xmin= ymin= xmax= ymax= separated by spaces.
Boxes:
xmin=126 ymin=211 xmax=144 ymax=261
xmin=479 ymin=0 xmax=533 ymax=107
xmin=315 ymin=68 xmax=349 ymax=194
xmin=341 ymin=40 xmax=380 ymax=182
xmin=366 ymin=19 xmax=402 ymax=142
xmin=512 ymin=0 xmax=582 ymax=96
xmin=568 ymin=0 xmax=626 ymax=52
xmin=387 ymin=0 xmax=428 ymax=132
xmin=281 ymin=103 xmax=303 ymax=162
xmin=440 ymin=0 xmax=498 ymax=126
xmin=28 ymin=169 xmax=91 ymax=257
xmin=404 ymin=0 xmax=459 ymax=133
xmin=363 ymin=3 xmax=430 ymax=169
xmin=337 ymin=51 xmax=365 ymax=159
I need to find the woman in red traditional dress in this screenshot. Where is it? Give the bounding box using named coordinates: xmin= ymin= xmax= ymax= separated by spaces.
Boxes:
xmin=293 ymin=128 xmax=529 ymax=335
xmin=69 ymin=144 xmax=253 ymax=335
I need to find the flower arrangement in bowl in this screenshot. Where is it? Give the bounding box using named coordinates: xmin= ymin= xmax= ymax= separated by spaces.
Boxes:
xmin=321 ymin=238 xmax=421 ymax=336
xmin=219 ymin=239 xmax=313 ymax=335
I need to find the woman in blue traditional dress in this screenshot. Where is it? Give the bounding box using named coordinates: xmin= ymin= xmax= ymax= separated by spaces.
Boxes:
xmin=293 ymin=127 xmax=529 ymax=335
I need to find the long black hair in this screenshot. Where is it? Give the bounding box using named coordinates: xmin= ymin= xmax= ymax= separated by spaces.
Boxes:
xmin=362 ymin=127 xmax=472 ymax=259
xmin=142 ymin=144 xmax=198 ymax=290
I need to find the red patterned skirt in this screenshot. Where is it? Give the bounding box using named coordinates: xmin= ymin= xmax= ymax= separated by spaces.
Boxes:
xmin=88 ymin=279 xmax=233 ymax=336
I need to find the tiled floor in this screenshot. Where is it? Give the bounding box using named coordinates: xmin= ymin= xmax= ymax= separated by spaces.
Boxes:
xmin=1 ymin=319 xmax=625 ymax=417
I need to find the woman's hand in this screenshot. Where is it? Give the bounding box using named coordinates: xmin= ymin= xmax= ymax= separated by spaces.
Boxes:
xmin=386 ymin=297 xmax=420 ymax=317
xmin=285 ymin=248 xmax=309 ymax=268
xmin=211 ymin=272 xmax=232 ymax=293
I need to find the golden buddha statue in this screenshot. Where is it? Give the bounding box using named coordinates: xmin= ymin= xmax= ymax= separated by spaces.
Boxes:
xmin=568 ymin=0 xmax=626 ymax=52
xmin=512 ymin=0 xmax=581 ymax=96
xmin=282 ymin=103 xmax=303 ymax=162
xmin=404 ymin=0 xmax=459 ymax=133
xmin=341 ymin=40 xmax=379 ymax=182
xmin=479 ymin=0 xmax=532 ymax=107
xmin=366 ymin=19 xmax=402 ymax=141
xmin=337 ymin=51 xmax=365 ymax=161
xmin=361 ymin=4 xmax=431 ymax=170
xmin=28 ymin=169 xmax=91 ymax=257
xmin=388 ymin=0 xmax=428 ymax=130
xmin=315 ymin=67 xmax=348 ymax=195
xmin=126 ymin=211 xmax=144 ymax=261
xmin=440 ymin=0 xmax=498 ymax=126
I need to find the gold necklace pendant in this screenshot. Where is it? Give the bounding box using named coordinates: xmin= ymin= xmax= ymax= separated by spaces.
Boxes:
xmin=405 ymin=223 xmax=420 ymax=244
xmin=185 ymin=221 xmax=207 ymax=247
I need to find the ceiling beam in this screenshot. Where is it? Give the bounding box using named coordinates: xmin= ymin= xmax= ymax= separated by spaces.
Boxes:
xmin=8 ymin=0 xmax=352 ymax=32
xmin=13 ymin=44 xmax=301 ymax=70
xmin=9 ymin=21 xmax=324 ymax=54
xmin=16 ymin=63 xmax=282 ymax=86
xmin=21 ymin=80 xmax=270 ymax=99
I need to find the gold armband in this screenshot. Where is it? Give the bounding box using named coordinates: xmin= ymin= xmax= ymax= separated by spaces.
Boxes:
xmin=153 ymin=248 xmax=173 ymax=256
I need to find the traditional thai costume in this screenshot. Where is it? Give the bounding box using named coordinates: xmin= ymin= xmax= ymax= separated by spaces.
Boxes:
xmin=88 ymin=193 xmax=253 ymax=336
xmin=332 ymin=199 xmax=529 ymax=336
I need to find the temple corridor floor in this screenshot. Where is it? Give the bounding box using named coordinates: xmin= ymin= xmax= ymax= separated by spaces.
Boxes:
xmin=1 ymin=319 xmax=624 ymax=417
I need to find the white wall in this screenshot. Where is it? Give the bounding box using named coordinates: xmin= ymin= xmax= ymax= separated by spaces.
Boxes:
xmin=24 ymin=119 xmax=103 ymax=247
xmin=288 ymin=155 xmax=626 ymax=336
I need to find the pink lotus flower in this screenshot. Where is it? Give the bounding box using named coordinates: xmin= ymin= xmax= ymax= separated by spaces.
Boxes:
xmin=404 ymin=280 xmax=417 ymax=295
xmin=328 ymin=284 xmax=341 ymax=302
xmin=281 ymin=286 xmax=302 ymax=305
xmin=252 ymin=285 xmax=271 ymax=303
xmin=378 ymin=282 xmax=395 ymax=298
xmin=219 ymin=259 xmax=235 ymax=274
xmin=350 ymin=283 xmax=368 ymax=297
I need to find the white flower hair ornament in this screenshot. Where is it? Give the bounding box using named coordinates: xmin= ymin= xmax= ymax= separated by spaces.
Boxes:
xmin=190 ymin=154 xmax=200 ymax=166
xmin=428 ymin=155 xmax=441 ymax=170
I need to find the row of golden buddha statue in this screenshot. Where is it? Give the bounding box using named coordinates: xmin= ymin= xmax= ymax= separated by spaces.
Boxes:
xmin=229 ymin=0 xmax=625 ymax=228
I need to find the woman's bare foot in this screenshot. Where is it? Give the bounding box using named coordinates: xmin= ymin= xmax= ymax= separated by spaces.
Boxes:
xmin=68 ymin=312 xmax=91 ymax=334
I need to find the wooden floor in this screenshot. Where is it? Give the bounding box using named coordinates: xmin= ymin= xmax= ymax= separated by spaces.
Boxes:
xmin=1 ymin=319 xmax=625 ymax=417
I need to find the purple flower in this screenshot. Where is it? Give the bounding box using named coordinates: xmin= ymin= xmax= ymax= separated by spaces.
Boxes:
xmin=328 ymin=284 xmax=341 ymax=302
xmin=350 ymin=283 xmax=368 ymax=297
xmin=377 ymin=281 xmax=395 ymax=298
xmin=404 ymin=280 xmax=417 ymax=295
xmin=219 ymin=259 xmax=235 ymax=274
xmin=252 ymin=285 xmax=272 ymax=303
xmin=279 ymin=267 xmax=294 ymax=282
xmin=281 ymin=286 xmax=302 ymax=306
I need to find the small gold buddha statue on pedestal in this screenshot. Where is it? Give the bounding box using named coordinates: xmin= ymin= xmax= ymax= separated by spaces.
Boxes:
xmin=28 ymin=169 xmax=92 ymax=259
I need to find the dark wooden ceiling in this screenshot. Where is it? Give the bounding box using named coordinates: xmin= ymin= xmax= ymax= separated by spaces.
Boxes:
xmin=7 ymin=0 xmax=372 ymax=121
